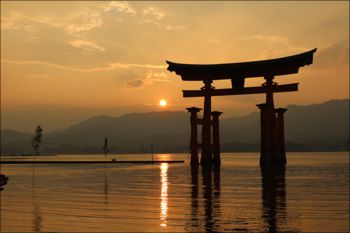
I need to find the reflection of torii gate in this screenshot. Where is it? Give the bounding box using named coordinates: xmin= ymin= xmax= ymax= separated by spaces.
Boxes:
xmin=166 ymin=48 xmax=316 ymax=167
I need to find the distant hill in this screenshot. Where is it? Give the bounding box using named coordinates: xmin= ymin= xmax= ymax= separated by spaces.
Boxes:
xmin=221 ymin=99 xmax=349 ymax=151
xmin=1 ymin=99 xmax=348 ymax=155
xmin=1 ymin=129 xmax=32 ymax=144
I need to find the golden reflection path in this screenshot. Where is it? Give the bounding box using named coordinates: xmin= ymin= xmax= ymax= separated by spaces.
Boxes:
xmin=160 ymin=163 xmax=168 ymax=227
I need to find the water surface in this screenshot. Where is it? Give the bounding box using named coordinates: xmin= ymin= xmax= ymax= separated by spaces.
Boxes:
xmin=1 ymin=152 xmax=348 ymax=232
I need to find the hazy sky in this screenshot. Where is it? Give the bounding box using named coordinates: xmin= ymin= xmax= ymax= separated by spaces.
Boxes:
xmin=1 ymin=1 xmax=349 ymax=132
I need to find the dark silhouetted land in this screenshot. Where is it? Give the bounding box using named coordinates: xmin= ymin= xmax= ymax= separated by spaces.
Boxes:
xmin=1 ymin=99 xmax=348 ymax=155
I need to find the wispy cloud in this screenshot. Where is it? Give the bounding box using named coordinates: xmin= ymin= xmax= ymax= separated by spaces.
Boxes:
xmin=142 ymin=7 xmax=165 ymax=20
xmin=1 ymin=59 xmax=167 ymax=72
xmin=124 ymin=71 xmax=170 ymax=89
xmin=237 ymin=35 xmax=290 ymax=47
xmin=232 ymin=34 xmax=310 ymax=59
xmin=1 ymin=11 xmax=25 ymax=30
xmin=108 ymin=63 xmax=167 ymax=70
xmin=150 ymin=71 xmax=169 ymax=82
xmin=140 ymin=6 xmax=185 ymax=31
xmin=64 ymin=9 xmax=103 ymax=36
xmin=2 ymin=3 xmax=185 ymax=37
xmin=67 ymin=40 xmax=105 ymax=53
xmin=2 ymin=9 xmax=103 ymax=37
xmin=314 ymin=42 xmax=349 ymax=68
xmin=125 ymin=79 xmax=144 ymax=89
xmin=100 ymin=1 xmax=136 ymax=15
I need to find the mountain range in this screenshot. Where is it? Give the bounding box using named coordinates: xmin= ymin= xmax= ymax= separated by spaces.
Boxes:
xmin=1 ymin=99 xmax=349 ymax=155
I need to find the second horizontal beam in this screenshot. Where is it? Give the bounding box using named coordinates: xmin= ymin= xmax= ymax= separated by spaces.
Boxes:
xmin=183 ymin=83 xmax=298 ymax=97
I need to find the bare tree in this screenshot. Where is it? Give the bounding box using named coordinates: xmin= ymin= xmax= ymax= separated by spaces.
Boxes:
xmin=32 ymin=125 xmax=43 ymax=156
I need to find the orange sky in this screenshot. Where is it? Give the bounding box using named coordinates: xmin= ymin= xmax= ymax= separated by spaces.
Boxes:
xmin=1 ymin=1 xmax=349 ymax=132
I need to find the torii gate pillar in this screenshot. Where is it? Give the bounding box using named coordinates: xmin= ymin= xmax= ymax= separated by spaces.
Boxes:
xmin=187 ymin=107 xmax=201 ymax=166
xmin=201 ymin=80 xmax=213 ymax=167
xmin=257 ymin=103 xmax=273 ymax=165
xmin=257 ymin=75 xmax=288 ymax=166
xmin=211 ymin=111 xmax=222 ymax=167
xmin=276 ymin=108 xmax=287 ymax=164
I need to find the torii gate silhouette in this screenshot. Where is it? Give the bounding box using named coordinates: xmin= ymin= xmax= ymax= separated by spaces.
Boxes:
xmin=166 ymin=48 xmax=316 ymax=167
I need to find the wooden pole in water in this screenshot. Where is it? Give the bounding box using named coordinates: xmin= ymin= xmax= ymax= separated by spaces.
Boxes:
xmin=32 ymin=144 xmax=36 ymax=191
xmin=102 ymin=137 xmax=109 ymax=181
xmin=102 ymin=137 xmax=109 ymax=204
xmin=32 ymin=154 xmax=35 ymax=191
xmin=151 ymin=144 xmax=154 ymax=163
xmin=103 ymin=137 xmax=109 ymax=161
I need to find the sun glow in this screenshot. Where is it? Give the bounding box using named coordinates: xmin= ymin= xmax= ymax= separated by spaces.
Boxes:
xmin=159 ymin=99 xmax=167 ymax=107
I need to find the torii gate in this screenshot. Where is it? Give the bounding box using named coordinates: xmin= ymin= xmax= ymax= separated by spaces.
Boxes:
xmin=166 ymin=48 xmax=316 ymax=167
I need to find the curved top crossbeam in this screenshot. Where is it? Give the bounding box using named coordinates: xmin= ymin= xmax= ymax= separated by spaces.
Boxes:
xmin=166 ymin=48 xmax=317 ymax=81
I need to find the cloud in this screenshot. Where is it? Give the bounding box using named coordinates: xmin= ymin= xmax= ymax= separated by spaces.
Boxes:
xmin=230 ymin=34 xmax=313 ymax=60
xmin=125 ymin=79 xmax=145 ymax=89
xmin=162 ymin=24 xmax=186 ymax=32
xmin=142 ymin=7 xmax=165 ymax=20
xmin=2 ymin=4 xmax=185 ymax=37
xmin=1 ymin=9 xmax=103 ymax=37
xmin=232 ymin=34 xmax=301 ymax=51
xmin=149 ymin=72 xmax=169 ymax=82
xmin=132 ymin=5 xmax=185 ymax=31
xmin=244 ymin=35 xmax=290 ymax=47
xmin=60 ymin=9 xmax=103 ymax=36
xmin=145 ymin=70 xmax=170 ymax=83
xmin=67 ymin=40 xmax=105 ymax=53
xmin=314 ymin=42 xmax=349 ymax=68
xmin=100 ymin=1 xmax=136 ymax=15
xmin=108 ymin=63 xmax=167 ymax=70
xmin=1 ymin=11 xmax=25 ymax=30
xmin=124 ymin=71 xmax=169 ymax=89
xmin=1 ymin=59 xmax=167 ymax=72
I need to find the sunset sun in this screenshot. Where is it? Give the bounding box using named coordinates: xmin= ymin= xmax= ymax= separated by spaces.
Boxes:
xmin=159 ymin=99 xmax=167 ymax=107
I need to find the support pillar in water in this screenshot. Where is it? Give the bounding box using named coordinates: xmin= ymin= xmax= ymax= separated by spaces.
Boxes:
xmin=211 ymin=111 xmax=222 ymax=167
xmin=186 ymin=107 xmax=201 ymax=166
xmin=275 ymin=108 xmax=287 ymax=164
xmin=201 ymin=80 xmax=213 ymax=167
xmin=258 ymin=75 xmax=282 ymax=166
xmin=257 ymin=103 xmax=288 ymax=165
xmin=257 ymin=103 xmax=273 ymax=165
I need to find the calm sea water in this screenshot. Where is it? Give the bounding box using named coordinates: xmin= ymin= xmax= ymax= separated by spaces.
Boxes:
xmin=1 ymin=152 xmax=349 ymax=232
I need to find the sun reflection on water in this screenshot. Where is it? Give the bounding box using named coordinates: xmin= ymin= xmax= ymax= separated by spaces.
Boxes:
xmin=160 ymin=163 xmax=168 ymax=227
